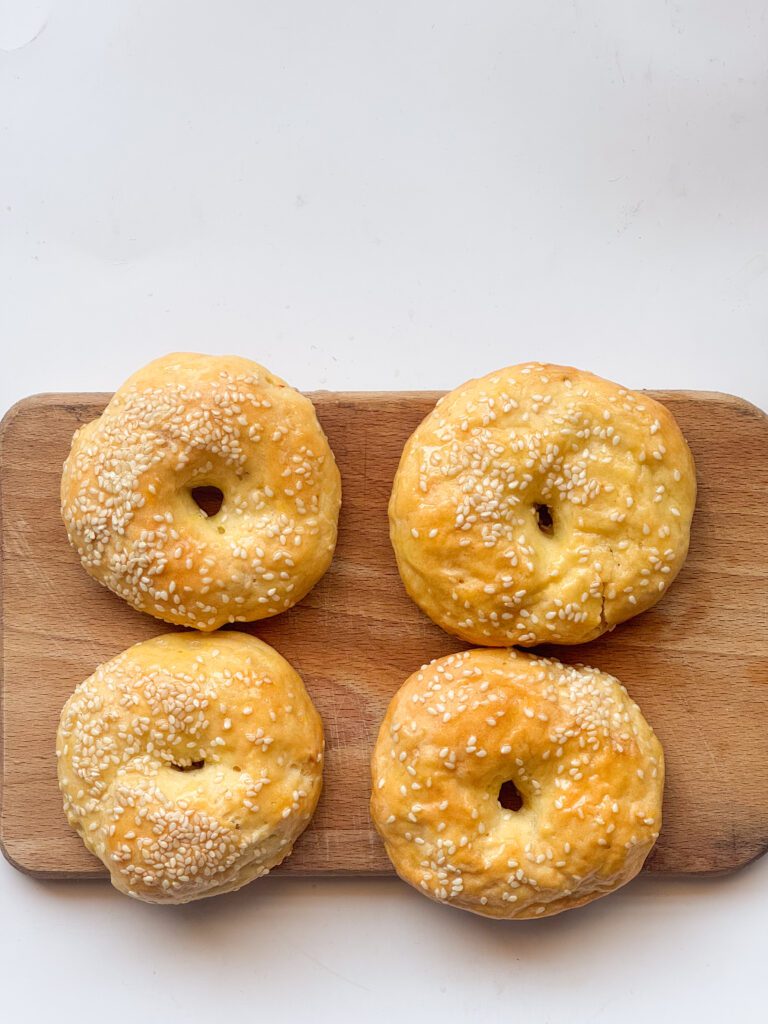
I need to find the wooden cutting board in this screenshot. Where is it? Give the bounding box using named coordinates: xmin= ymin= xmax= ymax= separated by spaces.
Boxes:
xmin=1 ymin=390 xmax=767 ymax=880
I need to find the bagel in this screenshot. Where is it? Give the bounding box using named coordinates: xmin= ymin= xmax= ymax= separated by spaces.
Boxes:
xmin=370 ymin=647 xmax=664 ymax=919
xmin=56 ymin=631 xmax=324 ymax=904
xmin=61 ymin=352 xmax=341 ymax=630
xmin=389 ymin=362 xmax=695 ymax=646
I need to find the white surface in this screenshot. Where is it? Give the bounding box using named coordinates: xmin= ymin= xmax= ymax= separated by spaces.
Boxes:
xmin=1 ymin=3 xmax=766 ymax=1021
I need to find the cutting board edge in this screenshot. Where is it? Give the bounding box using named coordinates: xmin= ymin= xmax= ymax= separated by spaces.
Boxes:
xmin=2 ymin=386 xmax=768 ymax=437
xmin=4 ymin=837 xmax=767 ymax=881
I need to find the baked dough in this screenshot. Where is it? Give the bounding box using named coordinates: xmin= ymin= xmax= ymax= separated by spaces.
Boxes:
xmin=370 ymin=647 xmax=663 ymax=919
xmin=61 ymin=353 xmax=341 ymax=631
xmin=389 ymin=363 xmax=696 ymax=646
xmin=57 ymin=631 xmax=324 ymax=903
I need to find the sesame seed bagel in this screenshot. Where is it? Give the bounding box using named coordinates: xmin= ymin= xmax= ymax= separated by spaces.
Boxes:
xmin=56 ymin=631 xmax=324 ymax=904
xmin=61 ymin=352 xmax=341 ymax=631
xmin=389 ymin=363 xmax=696 ymax=646
xmin=371 ymin=648 xmax=664 ymax=919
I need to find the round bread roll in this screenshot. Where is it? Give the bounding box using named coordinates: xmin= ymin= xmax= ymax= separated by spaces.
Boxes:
xmin=389 ymin=363 xmax=696 ymax=646
xmin=57 ymin=631 xmax=324 ymax=904
xmin=61 ymin=352 xmax=341 ymax=631
xmin=371 ymin=647 xmax=664 ymax=919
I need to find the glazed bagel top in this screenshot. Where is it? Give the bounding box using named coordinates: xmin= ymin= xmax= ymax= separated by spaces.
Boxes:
xmin=389 ymin=362 xmax=696 ymax=646
xmin=56 ymin=632 xmax=324 ymax=903
xmin=61 ymin=353 xmax=341 ymax=630
xmin=370 ymin=648 xmax=664 ymax=919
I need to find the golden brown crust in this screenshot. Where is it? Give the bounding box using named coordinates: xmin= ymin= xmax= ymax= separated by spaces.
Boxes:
xmin=61 ymin=353 xmax=341 ymax=630
xmin=389 ymin=363 xmax=696 ymax=646
xmin=56 ymin=631 xmax=324 ymax=903
xmin=370 ymin=648 xmax=664 ymax=919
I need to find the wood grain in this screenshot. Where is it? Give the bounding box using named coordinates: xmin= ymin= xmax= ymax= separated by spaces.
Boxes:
xmin=1 ymin=390 xmax=767 ymax=880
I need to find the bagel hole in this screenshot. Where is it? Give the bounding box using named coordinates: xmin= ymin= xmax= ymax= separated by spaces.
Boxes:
xmin=533 ymin=503 xmax=554 ymax=536
xmin=498 ymin=779 xmax=524 ymax=812
xmin=190 ymin=486 xmax=224 ymax=517
xmin=170 ymin=759 xmax=205 ymax=772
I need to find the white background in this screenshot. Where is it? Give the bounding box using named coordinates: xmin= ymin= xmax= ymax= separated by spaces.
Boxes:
xmin=1 ymin=3 xmax=766 ymax=1022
